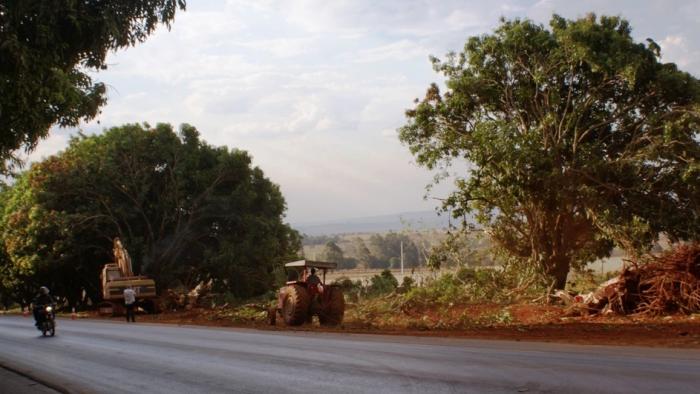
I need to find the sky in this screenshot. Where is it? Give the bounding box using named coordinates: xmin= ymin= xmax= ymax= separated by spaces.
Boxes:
xmin=26 ymin=0 xmax=700 ymax=224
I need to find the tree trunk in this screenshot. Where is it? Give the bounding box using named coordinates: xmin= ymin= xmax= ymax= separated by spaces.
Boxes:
xmin=548 ymin=256 xmax=570 ymax=290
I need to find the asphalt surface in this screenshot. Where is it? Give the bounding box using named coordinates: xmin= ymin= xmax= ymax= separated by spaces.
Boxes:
xmin=0 ymin=366 xmax=60 ymax=394
xmin=0 ymin=316 xmax=699 ymax=394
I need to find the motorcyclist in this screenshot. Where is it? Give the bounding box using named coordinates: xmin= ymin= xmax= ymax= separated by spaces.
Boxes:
xmin=32 ymin=286 xmax=55 ymax=328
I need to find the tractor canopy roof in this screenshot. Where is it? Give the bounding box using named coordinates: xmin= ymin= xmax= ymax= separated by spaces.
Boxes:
xmin=285 ymin=259 xmax=337 ymax=269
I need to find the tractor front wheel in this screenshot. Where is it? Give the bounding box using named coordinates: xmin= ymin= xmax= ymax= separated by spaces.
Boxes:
xmin=282 ymin=285 xmax=310 ymax=326
xmin=319 ymin=286 xmax=345 ymax=326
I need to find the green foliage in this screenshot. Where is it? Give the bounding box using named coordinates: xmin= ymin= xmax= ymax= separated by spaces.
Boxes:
xmin=332 ymin=276 xmax=363 ymax=302
xmin=398 ymin=276 xmax=415 ymax=293
xmin=320 ymin=240 xmax=357 ymax=268
xmin=367 ymin=232 xmax=421 ymax=269
xmin=351 ymin=237 xmax=373 ymax=268
xmin=332 ymin=277 xmax=357 ymax=292
xmin=344 ymin=268 xmax=534 ymax=329
xmin=403 ymin=274 xmax=465 ymax=307
xmin=0 ymin=123 xmax=300 ymax=303
xmin=368 ymin=269 xmax=399 ymax=296
xmin=312 ymin=233 xmax=427 ymax=270
xmin=427 ymin=229 xmax=493 ymax=269
xmin=322 ymin=241 xmax=344 ymax=263
xmin=400 ymin=14 xmax=700 ymax=289
xmin=402 ymin=267 xmax=528 ymax=310
xmin=0 ymin=174 xmax=74 ymax=305
xmin=0 ymin=1 xmax=186 ymax=173
xmin=345 ymin=295 xmax=404 ymax=328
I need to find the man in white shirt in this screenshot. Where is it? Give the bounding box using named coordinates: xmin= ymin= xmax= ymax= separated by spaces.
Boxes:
xmin=123 ymin=286 xmax=136 ymax=323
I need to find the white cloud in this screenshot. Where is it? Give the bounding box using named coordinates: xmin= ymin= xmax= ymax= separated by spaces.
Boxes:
xmin=234 ymin=36 xmax=318 ymax=58
xmin=23 ymin=0 xmax=700 ymax=223
xmin=351 ymin=40 xmax=431 ymax=63
xmin=445 ymin=9 xmax=482 ymax=30
xmin=22 ymin=129 xmax=72 ymax=164
xmin=278 ymin=0 xmax=497 ymax=37
xmin=659 ymin=35 xmax=700 ymax=73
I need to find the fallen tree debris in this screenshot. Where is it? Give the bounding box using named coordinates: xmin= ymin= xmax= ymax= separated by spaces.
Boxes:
xmin=561 ymin=243 xmax=700 ymax=316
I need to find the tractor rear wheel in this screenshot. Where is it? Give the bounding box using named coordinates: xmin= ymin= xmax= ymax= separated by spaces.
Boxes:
xmin=319 ymin=286 xmax=345 ymax=326
xmin=282 ymin=285 xmax=310 ymax=326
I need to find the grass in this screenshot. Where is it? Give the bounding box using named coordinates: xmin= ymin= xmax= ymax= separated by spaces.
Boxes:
xmin=335 ymin=268 xmax=539 ymax=330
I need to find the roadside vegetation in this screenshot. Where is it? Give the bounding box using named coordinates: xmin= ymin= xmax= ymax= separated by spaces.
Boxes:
xmin=1 ymin=8 xmax=699 ymax=347
xmin=400 ymin=13 xmax=700 ymax=290
xmin=0 ymin=123 xmax=299 ymax=309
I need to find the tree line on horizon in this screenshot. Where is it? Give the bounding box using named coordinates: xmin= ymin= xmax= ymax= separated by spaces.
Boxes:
xmin=315 ymin=233 xmax=424 ymax=270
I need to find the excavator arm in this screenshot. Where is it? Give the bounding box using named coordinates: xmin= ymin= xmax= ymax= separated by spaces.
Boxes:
xmin=113 ymin=238 xmax=134 ymax=277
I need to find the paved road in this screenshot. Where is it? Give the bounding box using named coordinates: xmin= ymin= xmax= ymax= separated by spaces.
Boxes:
xmin=0 ymin=316 xmax=699 ymax=394
xmin=0 ymin=366 xmax=59 ymax=394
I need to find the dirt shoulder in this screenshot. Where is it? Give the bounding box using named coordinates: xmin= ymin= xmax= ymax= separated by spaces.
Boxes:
xmin=82 ymin=304 xmax=700 ymax=349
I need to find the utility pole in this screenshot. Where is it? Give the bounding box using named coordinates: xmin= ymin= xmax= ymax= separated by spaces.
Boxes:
xmin=400 ymin=240 xmax=404 ymax=275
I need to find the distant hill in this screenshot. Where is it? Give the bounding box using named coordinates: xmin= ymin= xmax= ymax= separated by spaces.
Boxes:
xmin=292 ymin=211 xmax=454 ymax=236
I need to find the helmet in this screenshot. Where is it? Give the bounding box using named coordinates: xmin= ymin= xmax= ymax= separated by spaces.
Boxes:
xmin=39 ymin=286 xmax=49 ymax=295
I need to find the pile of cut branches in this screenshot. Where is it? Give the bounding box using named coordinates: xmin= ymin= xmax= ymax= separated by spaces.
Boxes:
xmin=624 ymin=243 xmax=700 ymax=315
xmin=563 ymin=243 xmax=700 ymax=316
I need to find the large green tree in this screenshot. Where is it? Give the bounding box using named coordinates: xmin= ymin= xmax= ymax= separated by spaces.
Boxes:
xmin=0 ymin=0 xmax=186 ymax=173
xmin=0 ymin=123 xmax=300 ymax=303
xmin=400 ymin=14 xmax=700 ymax=289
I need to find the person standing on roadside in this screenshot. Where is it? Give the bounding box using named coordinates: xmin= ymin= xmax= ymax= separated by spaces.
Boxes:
xmin=123 ymin=285 xmax=136 ymax=323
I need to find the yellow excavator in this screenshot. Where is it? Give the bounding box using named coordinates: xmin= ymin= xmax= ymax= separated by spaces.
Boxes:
xmin=98 ymin=238 xmax=158 ymax=315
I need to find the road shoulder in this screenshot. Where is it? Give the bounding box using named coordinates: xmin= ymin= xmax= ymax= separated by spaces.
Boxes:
xmin=0 ymin=365 xmax=62 ymax=394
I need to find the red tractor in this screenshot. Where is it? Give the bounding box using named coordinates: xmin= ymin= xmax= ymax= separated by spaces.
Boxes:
xmin=269 ymin=260 xmax=345 ymax=326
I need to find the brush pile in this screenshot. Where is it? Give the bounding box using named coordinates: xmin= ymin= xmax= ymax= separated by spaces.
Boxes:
xmin=561 ymin=243 xmax=700 ymax=316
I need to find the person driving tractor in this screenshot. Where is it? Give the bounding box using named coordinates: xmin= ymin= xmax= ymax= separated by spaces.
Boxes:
xmin=307 ymin=268 xmax=321 ymax=287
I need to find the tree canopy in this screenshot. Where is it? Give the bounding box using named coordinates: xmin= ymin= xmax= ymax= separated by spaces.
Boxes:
xmin=0 ymin=123 xmax=299 ymax=305
xmin=322 ymin=241 xmax=344 ymax=264
xmin=399 ymin=14 xmax=700 ymax=288
xmin=368 ymin=233 xmax=420 ymax=269
xmin=0 ymin=0 xmax=186 ymax=173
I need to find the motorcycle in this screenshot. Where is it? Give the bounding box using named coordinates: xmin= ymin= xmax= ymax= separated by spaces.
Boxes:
xmin=35 ymin=304 xmax=56 ymax=337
